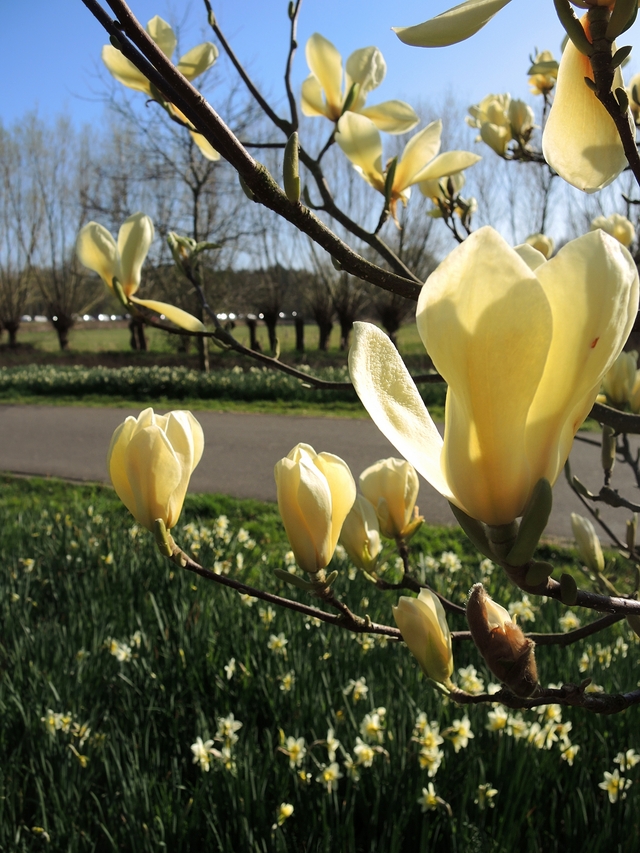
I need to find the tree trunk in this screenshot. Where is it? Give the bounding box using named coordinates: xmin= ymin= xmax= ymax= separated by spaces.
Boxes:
xmin=339 ymin=317 xmax=353 ymax=351
xmin=197 ymin=335 xmax=210 ymax=372
xmin=318 ymin=320 xmax=333 ymax=351
xmin=246 ymin=317 xmax=261 ymax=351
xmin=262 ymin=311 xmax=278 ymax=354
xmin=4 ymin=320 xmax=20 ymax=348
xmin=51 ymin=313 xmax=74 ymax=351
xmin=294 ymin=315 xmax=305 ymax=352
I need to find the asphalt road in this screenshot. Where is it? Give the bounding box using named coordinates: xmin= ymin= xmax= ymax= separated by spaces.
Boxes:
xmin=0 ymin=403 xmax=637 ymax=544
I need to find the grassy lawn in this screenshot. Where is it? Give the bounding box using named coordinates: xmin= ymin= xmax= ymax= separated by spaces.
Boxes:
xmin=1 ymin=476 xmax=639 ymax=851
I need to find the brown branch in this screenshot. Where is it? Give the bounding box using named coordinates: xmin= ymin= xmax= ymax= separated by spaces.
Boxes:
xmin=449 ymin=683 xmax=640 ymax=714
xmin=590 ymin=402 xmax=640 ymax=435
xmin=283 ymin=0 xmax=302 ymax=129
xmin=451 ymin=613 xmax=623 ymax=646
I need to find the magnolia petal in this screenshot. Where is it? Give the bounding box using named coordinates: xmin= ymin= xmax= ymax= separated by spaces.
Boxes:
xmin=76 ymin=222 xmax=119 ymax=289
xmin=296 ymin=455 xmax=334 ymax=569
xmin=102 ymin=45 xmax=151 ymax=95
xmin=301 ymin=75 xmax=330 ymax=118
xmin=345 ymin=46 xmax=386 ymax=97
xmin=190 ymin=131 xmax=221 ymax=161
xmin=542 ymin=28 xmax=627 ymax=193
xmin=359 ymin=458 xmax=418 ymax=538
xmin=418 ymin=227 xmax=553 ymax=525
xmin=107 ymin=415 xmax=140 ymax=521
xmin=177 ymin=42 xmax=218 ymax=81
xmin=314 ymin=452 xmax=356 ymax=553
xmin=125 ymin=426 xmax=183 ymax=530
xmin=359 ymin=100 xmax=419 ymax=134
xmin=275 ymin=456 xmax=322 ymax=573
xmin=349 ymin=322 xmax=455 ymax=505
xmin=335 ymin=113 xmax=384 ymax=184
xmin=412 ymin=149 xmax=481 ymax=183
xmin=162 ymin=411 xmax=204 ymax=526
xmin=528 ymin=230 xmax=639 ymax=484
xmin=394 ymin=120 xmax=442 ymax=193
xmin=129 ymin=297 xmax=206 ymax=332
xmin=393 ymin=0 xmax=512 ymax=47
xmin=514 ymin=243 xmax=547 ymax=271
xmin=306 ymin=33 xmax=343 ymax=119
xmin=147 ymin=15 xmax=176 ymax=58
xmin=117 ymin=213 xmax=154 ymax=297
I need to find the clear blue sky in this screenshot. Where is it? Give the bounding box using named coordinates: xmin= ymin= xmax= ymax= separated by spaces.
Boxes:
xmin=3 ymin=0 xmax=618 ymax=129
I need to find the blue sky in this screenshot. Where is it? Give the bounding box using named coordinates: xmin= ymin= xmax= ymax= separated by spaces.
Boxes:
xmin=2 ymin=1 xmax=594 ymax=129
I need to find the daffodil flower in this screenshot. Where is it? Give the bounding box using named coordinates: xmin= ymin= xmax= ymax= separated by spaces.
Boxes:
xmin=102 ymin=15 xmax=220 ymax=160
xmin=335 ymin=114 xmax=480 ymax=222
xmin=392 ymin=0 xmax=614 ymax=48
xmin=349 ymin=226 xmax=638 ymax=526
xmin=76 ymin=213 xmax=205 ymax=332
xmin=301 ymin=33 xmax=418 ymax=133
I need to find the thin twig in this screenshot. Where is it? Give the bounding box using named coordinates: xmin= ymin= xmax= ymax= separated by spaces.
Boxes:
xmin=451 ymin=613 xmax=623 ymax=646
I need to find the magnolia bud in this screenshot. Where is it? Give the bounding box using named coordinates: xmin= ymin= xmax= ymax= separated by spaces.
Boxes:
xmin=602 ymin=350 xmax=638 ymax=404
xmin=591 ymin=214 xmax=635 ymax=249
xmin=571 ymin=513 xmax=605 ymax=573
xmin=274 ymin=443 xmax=356 ymax=574
xmin=466 ymin=584 xmax=538 ymax=698
xmin=393 ymin=588 xmax=453 ymax=684
xmin=524 ymin=233 xmax=554 ymax=259
xmin=339 ymin=495 xmax=382 ymax=573
xmin=359 ymin=458 xmax=423 ymax=540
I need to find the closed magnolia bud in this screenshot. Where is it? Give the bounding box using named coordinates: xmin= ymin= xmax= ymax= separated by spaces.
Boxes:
xmin=274 ymin=443 xmax=356 ymax=574
xmin=359 ymin=457 xmax=423 ymax=540
xmin=525 ymin=233 xmax=554 ymax=259
xmin=571 ymin=513 xmax=605 ymax=573
xmin=479 ymin=122 xmax=511 ymax=156
xmin=591 ymin=214 xmax=636 ymax=249
xmin=508 ymin=98 xmax=534 ymax=137
xmin=466 ymin=584 xmax=538 ymax=698
xmin=602 ymin=350 xmax=638 ymax=404
xmin=107 ymin=408 xmax=204 ymax=531
xmin=339 ymin=495 xmax=382 ymax=573
xmin=393 ymin=588 xmax=453 ymax=683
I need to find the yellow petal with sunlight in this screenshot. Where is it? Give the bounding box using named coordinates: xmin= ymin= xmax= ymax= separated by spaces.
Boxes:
xmin=542 ymin=27 xmax=627 ymax=193
xmin=418 ymin=227 xmax=553 ymax=525
xmin=301 ymin=75 xmax=330 ymax=118
xmin=412 ymin=150 xmax=481 ymax=183
xmin=345 ymin=46 xmax=386 ymax=97
xmin=190 ymin=131 xmax=221 ymax=161
xmin=76 ymin=222 xmax=120 ymax=289
xmin=117 ymin=213 xmax=154 ymax=297
xmin=359 ymin=101 xmax=419 ymax=134
xmin=335 ymin=113 xmax=383 ymax=186
xmin=393 ymin=0 xmax=512 ymax=47
xmin=129 ymin=297 xmax=206 ymax=332
xmin=102 ymin=45 xmax=151 ymax=95
xmin=177 ymin=43 xmax=218 ymax=81
xmin=394 ymin=120 xmax=442 ymax=192
xmin=146 ymin=15 xmax=176 ymax=58
xmin=306 ymin=33 xmax=343 ymax=119
xmin=125 ymin=426 xmax=183 ymax=530
xmin=349 ymin=322 xmax=455 ymax=505
xmin=314 ymin=452 xmax=356 ymax=553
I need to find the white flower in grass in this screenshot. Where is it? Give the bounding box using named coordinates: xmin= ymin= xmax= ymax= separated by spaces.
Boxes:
xmin=506 ymin=714 xmax=528 ymax=740
xmin=508 ymin=596 xmax=536 ymax=623
xmin=360 ymin=710 xmax=386 ymax=743
xmin=237 ymin=528 xmax=250 ymax=544
xmin=239 ymin=593 xmax=256 ymax=607
xmin=326 ymin=728 xmax=341 ymax=762
xmin=559 ymin=612 xmax=581 ymax=632
xmin=443 ymin=716 xmax=474 ymax=753
xmin=479 ymin=558 xmax=495 ymax=576
xmin=317 ymin=762 xmax=343 ymax=793
xmin=474 ymin=783 xmax=498 ymax=810
xmin=191 ymin=737 xmax=217 ymax=772
xmin=343 ymin=677 xmax=369 ymax=702
xmin=440 ymin=551 xmax=462 ymax=572
xmin=216 ymin=713 xmax=242 ymax=746
xmin=284 ymin=736 xmax=307 ymax=768
xmin=561 ymin=744 xmax=580 ymax=766
xmin=224 ymin=658 xmax=236 ymax=680
xmin=279 ymin=671 xmax=296 ymax=693
xmin=600 ymin=769 xmax=632 ymax=803
xmin=486 ymin=707 xmax=508 ymax=732
xmin=614 ymin=749 xmax=640 ymax=772
xmin=353 ymin=737 xmax=376 ymax=767
xmin=457 ymin=664 xmax=485 ymax=695
xmin=273 ymin=803 xmax=294 ymax=828
xmin=418 ymin=783 xmax=439 ymax=812
xmin=260 ymin=606 xmax=277 ymax=626
xmin=268 ymin=633 xmax=288 ymax=656
xmin=418 ymin=747 xmax=444 ymax=777
xmin=343 ymin=753 xmax=361 ymax=782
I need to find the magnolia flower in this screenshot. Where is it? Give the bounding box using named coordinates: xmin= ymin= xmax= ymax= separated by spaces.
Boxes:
xmin=571 ymin=513 xmax=605 ymax=572
xmin=467 ymin=93 xmax=534 ymax=155
xmin=628 ymin=72 xmax=640 ymax=124
xmin=525 ymin=233 xmax=555 ymax=259
xmin=77 ymin=214 xmax=204 ymax=332
xmin=591 ymin=213 xmax=635 ymax=248
xmin=301 ymin=33 xmax=418 ymax=133
xmin=529 ymin=50 xmax=558 ymax=96
xmin=349 ymin=226 xmax=638 ymax=526
xmin=274 ymin=443 xmax=356 ymax=574
xmin=102 ymin=15 xmax=219 ymax=160
xmin=335 ymin=114 xmax=480 ymax=221
xmin=359 ymin=457 xmax=422 ymax=540
xmin=393 ymin=0 xmax=616 ymax=48
xmin=108 ymin=408 xmax=204 ymax=531
xmin=339 ymin=495 xmax=382 ymax=572
xmin=602 ymin=349 xmax=638 ymax=404
xmin=393 ymin=588 xmax=453 ymax=683
xmin=542 ymin=16 xmax=627 ymax=193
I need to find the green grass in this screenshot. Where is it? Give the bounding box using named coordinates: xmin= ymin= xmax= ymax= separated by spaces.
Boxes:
xmin=1 ymin=476 xmax=639 ymax=852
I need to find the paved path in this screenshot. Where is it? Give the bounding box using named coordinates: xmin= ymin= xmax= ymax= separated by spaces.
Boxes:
xmin=0 ymin=403 xmax=637 ymax=543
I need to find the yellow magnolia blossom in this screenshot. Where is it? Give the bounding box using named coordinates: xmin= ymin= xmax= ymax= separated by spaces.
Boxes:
xmin=601 ymin=349 xmax=638 ymax=404
xmin=335 ymin=114 xmax=481 ymax=221
xmin=542 ymin=15 xmax=627 ymax=193
xmin=359 ymin=457 xmax=422 ymax=540
xmin=274 ymin=443 xmax=356 ymax=574
xmin=591 ymin=213 xmax=635 ymax=247
xmin=528 ymin=50 xmax=558 ymax=96
xmin=301 ymin=33 xmax=418 ymax=133
xmin=467 ymin=94 xmax=535 ymax=156
xmin=102 ymin=15 xmax=220 ymax=161
xmin=339 ymin=495 xmax=382 ymax=573
xmin=627 ymin=72 xmax=640 ymax=124
xmin=108 ymin=408 xmax=204 ymax=531
xmin=525 ymin=233 xmax=555 ymax=259
xmin=571 ymin=513 xmax=605 ymax=572
xmin=393 ymin=0 xmax=615 ymax=48
xmin=393 ymin=588 xmax=453 ymax=684
xmin=76 ymin=213 xmax=205 ymax=332
xmin=349 ymin=226 xmax=638 ymax=526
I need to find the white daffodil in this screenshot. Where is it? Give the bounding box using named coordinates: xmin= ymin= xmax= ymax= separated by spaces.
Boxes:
xmin=301 ymin=33 xmax=418 ymax=133
xmin=102 ymin=15 xmax=220 ymax=160
xmin=335 ymin=114 xmax=480 ymax=222
xmin=77 ymin=213 xmax=205 ymax=332
xmin=349 ymin=226 xmax=638 ymax=526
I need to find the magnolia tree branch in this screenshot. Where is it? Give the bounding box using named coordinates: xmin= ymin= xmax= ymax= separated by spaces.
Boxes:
xmin=83 ymin=0 xmax=421 ymax=299
xmin=451 ymin=613 xmax=623 ymax=646
xmin=449 ymin=682 xmax=640 ymax=715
